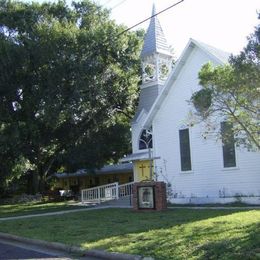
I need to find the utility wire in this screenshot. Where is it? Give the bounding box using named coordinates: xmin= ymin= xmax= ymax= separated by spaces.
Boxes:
xmin=103 ymin=0 xmax=114 ymax=6
xmin=110 ymin=0 xmax=127 ymax=10
xmin=117 ymin=0 xmax=184 ymax=37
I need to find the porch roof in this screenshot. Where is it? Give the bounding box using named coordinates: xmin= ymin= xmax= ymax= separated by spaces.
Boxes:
xmin=54 ymin=162 xmax=133 ymax=179
xmin=120 ymin=151 xmax=160 ymax=163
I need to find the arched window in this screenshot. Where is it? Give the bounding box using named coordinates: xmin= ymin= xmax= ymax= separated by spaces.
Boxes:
xmin=139 ymin=128 xmax=153 ymax=150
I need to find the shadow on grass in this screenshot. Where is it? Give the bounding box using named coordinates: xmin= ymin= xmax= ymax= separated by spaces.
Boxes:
xmin=0 ymin=208 xmax=259 ymax=259
xmin=193 ymin=221 xmax=260 ymax=260
xmin=81 ymin=210 xmax=259 ymax=260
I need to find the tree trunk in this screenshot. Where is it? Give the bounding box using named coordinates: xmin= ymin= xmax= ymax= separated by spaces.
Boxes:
xmin=32 ymin=170 xmax=40 ymax=194
xmin=39 ymin=175 xmax=46 ymax=194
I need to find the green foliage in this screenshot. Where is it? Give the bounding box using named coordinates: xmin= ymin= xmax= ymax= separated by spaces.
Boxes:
xmin=144 ymin=64 xmax=155 ymax=77
xmin=0 ymin=0 xmax=142 ymax=193
xmin=191 ymin=15 xmax=260 ymax=150
xmin=191 ymin=88 xmax=212 ymax=114
xmin=60 ymin=120 xmax=132 ymax=172
xmin=160 ymin=63 xmax=169 ymax=77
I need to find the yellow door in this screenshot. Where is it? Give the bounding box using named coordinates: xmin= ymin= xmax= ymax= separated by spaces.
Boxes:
xmin=134 ymin=160 xmax=153 ymax=182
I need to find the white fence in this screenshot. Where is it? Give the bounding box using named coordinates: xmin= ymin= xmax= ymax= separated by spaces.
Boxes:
xmin=119 ymin=182 xmax=134 ymax=198
xmin=81 ymin=181 xmax=134 ymax=203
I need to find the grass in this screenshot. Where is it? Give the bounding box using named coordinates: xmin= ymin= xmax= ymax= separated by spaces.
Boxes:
xmin=0 ymin=201 xmax=83 ymax=218
xmin=0 ymin=208 xmax=259 ymax=259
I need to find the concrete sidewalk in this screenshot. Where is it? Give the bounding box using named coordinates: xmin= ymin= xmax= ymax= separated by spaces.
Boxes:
xmin=0 ymin=205 xmax=130 ymax=221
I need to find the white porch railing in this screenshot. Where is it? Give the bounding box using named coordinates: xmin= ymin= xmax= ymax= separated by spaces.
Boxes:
xmin=81 ymin=181 xmax=134 ymax=203
xmin=81 ymin=182 xmax=118 ymax=203
xmin=119 ymin=182 xmax=134 ymax=198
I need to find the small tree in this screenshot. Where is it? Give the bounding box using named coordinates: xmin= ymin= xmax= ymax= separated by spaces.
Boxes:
xmin=191 ymin=14 xmax=260 ymax=150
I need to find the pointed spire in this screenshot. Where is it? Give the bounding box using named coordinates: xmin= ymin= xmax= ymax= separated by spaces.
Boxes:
xmin=152 ymin=2 xmax=156 ymax=16
xmin=141 ymin=4 xmax=172 ymax=57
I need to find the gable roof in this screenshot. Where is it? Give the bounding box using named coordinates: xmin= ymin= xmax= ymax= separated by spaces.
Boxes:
xmin=141 ymin=4 xmax=172 ymax=57
xmin=194 ymin=39 xmax=230 ymax=64
xmin=142 ymin=38 xmax=230 ymax=129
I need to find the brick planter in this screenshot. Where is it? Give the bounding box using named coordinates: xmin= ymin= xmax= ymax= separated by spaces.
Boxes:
xmin=133 ymin=181 xmax=167 ymax=211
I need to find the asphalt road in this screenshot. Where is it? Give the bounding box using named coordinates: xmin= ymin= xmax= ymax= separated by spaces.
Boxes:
xmin=0 ymin=240 xmax=102 ymax=260
xmin=0 ymin=240 xmax=60 ymax=259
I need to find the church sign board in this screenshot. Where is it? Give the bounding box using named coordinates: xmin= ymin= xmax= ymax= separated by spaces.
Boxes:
xmin=133 ymin=181 xmax=167 ymax=211
xmin=138 ymin=186 xmax=155 ymax=209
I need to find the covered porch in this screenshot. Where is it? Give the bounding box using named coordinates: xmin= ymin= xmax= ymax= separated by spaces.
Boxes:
xmin=53 ymin=163 xmax=133 ymax=196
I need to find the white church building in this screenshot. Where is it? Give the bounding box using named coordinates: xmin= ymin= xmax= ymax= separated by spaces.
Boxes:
xmin=121 ymin=5 xmax=260 ymax=204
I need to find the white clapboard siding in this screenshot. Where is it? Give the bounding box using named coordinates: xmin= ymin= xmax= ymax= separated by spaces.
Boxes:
xmin=152 ymin=44 xmax=260 ymax=203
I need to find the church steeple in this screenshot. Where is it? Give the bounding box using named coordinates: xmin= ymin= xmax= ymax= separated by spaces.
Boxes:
xmin=141 ymin=4 xmax=172 ymax=57
xmin=141 ymin=4 xmax=174 ymax=84
xmin=133 ymin=4 xmax=174 ymax=122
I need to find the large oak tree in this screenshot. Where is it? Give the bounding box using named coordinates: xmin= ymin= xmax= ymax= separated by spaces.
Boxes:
xmin=0 ymin=0 xmax=142 ymax=193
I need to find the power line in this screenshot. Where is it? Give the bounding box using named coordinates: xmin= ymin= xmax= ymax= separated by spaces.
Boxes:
xmin=117 ymin=0 xmax=184 ymax=37
xmin=95 ymin=0 xmax=117 ymax=8
xmin=103 ymin=0 xmax=115 ymax=6
xmin=110 ymin=0 xmax=127 ymax=10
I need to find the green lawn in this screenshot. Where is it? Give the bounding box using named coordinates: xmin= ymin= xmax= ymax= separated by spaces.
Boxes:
xmin=0 ymin=201 xmax=83 ymax=218
xmin=0 ymin=208 xmax=259 ymax=259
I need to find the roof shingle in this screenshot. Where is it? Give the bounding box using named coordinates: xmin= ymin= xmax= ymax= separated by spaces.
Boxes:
xmin=141 ymin=4 xmax=172 ymax=57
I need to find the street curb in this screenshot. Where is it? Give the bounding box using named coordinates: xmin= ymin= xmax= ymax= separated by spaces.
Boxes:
xmin=0 ymin=232 xmax=144 ymax=260
xmin=86 ymin=249 xmax=143 ymax=259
